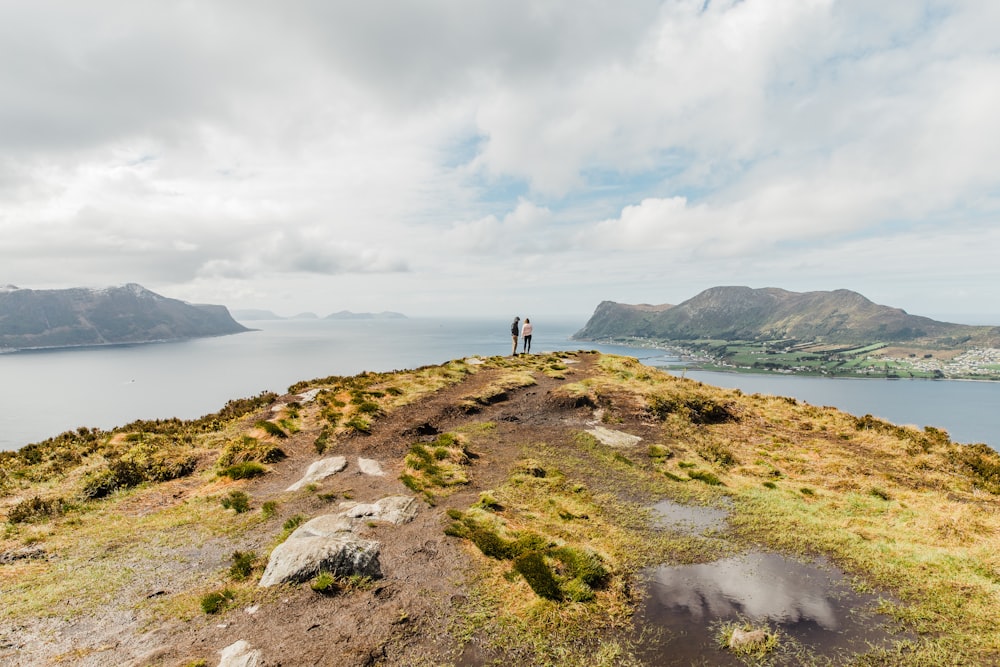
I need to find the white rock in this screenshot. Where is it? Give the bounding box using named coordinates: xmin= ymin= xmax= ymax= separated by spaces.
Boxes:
xmin=298 ymin=388 xmax=321 ymax=402
xmin=286 ymin=456 xmax=348 ymax=491
xmin=357 ymin=458 xmax=385 ymax=476
xmin=585 ymin=425 xmax=642 ymax=448
xmin=258 ymin=532 xmax=381 ymax=587
xmin=218 ymin=640 xmax=261 ymax=667
xmin=339 ymin=496 xmax=419 ymax=525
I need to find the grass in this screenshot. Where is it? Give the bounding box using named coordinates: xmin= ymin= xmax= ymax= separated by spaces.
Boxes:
xmin=4 ymin=351 xmax=1000 ymax=664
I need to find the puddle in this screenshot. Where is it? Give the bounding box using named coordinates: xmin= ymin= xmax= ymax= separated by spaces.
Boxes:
xmin=633 ymin=551 xmax=903 ymax=665
xmin=651 ymin=499 xmax=728 ymax=534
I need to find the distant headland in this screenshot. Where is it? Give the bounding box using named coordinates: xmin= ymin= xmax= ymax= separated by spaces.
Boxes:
xmin=0 ymin=284 xmax=248 ymax=352
xmin=574 ymin=286 xmax=1000 ymax=379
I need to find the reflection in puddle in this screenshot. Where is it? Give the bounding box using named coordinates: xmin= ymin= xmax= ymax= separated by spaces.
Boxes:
xmin=635 ymin=551 xmax=902 ymax=665
xmin=651 ymin=499 xmax=728 ymax=534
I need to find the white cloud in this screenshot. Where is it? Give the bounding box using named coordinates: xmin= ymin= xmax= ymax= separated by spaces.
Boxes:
xmin=0 ymin=1 xmax=998 ymax=318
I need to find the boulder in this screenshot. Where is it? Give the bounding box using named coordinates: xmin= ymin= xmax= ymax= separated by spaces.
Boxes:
xmin=218 ymin=640 xmax=261 ymax=667
xmin=728 ymin=627 xmax=769 ymax=650
xmin=357 ymin=457 xmax=385 ymax=476
xmin=340 ymin=496 xmax=419 ymax=525
xmin=286 ymin=456 xmax=348 ymax=491
xmin=258 ymin=531 xmax=380 ymax=587
xmin=585 ymin=425 xmax=642 ymax=448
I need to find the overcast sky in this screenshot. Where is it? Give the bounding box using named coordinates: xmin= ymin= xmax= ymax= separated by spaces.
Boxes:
xmin=3 ymin=1 xmax=999 ymax=322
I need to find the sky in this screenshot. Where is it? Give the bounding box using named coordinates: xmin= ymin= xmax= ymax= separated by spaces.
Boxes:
xmin=2 ymin=0 xmax=999 ymax=323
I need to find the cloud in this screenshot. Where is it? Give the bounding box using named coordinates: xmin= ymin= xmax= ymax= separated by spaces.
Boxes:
xmin=1 ymin=1 xmax=999 ymax=318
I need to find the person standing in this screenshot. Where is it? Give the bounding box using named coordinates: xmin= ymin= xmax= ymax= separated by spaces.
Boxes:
xmin=510 ymin=316 xmax=520 ymax=355
xmin=521 ymin=318 xmax=533 ymax=354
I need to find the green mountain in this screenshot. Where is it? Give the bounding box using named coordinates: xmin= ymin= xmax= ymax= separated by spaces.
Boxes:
xmin=0 ymin=283 xmax=249 ymax=351
xmin=574 ymin=286 xmax=1000 ymax=347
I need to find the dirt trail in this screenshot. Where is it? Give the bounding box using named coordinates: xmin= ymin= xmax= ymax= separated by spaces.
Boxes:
xmin=149 ymin=355 xmax=606 ymax=667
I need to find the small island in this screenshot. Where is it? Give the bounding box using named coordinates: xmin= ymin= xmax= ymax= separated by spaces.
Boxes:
xmin=574 ymin=286 xmax=1000 ymax=379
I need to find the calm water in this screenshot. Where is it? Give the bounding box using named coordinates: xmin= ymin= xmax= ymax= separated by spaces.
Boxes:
xmin=1 ymin=318 xmax=998 ymax=450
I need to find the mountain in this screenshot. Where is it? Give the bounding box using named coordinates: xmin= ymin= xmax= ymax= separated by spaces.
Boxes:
xmin=325 ymin=310 xmax=407 ymax=320
xmin=231 ymin=309 xmax=284 ymax=321
xmin=0 ymin=283 xmax=249 ymax=351
xmin=574 ymin=286 xmax=1000 ymax=346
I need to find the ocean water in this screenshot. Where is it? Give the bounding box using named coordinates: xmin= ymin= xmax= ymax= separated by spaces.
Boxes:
xmin=1 ymin=318 xmax=998 ymax=451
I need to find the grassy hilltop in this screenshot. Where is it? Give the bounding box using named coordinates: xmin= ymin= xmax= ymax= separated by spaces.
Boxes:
xmin=2 ymin=353 xmax=1000 ymax=665
xmin=575 ymin=287 xmax=1000 ymax=379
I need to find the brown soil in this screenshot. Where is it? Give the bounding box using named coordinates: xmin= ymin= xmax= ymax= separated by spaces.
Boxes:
xmin=6 ymin=354 xmax=619 ymax=667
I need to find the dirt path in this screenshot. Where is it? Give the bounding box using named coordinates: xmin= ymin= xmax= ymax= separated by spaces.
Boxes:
xmin=130 ymin=354 xmax=609 ymax=667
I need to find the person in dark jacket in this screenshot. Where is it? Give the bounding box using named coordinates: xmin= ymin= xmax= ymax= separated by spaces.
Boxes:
xmin=510 ymin=316 xmax=520 ymax=355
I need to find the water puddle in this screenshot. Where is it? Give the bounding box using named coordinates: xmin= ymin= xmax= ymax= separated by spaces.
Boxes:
xmin=633 ymin=551 xmax=903 ymax=665
xmin=651 ymin=498 xmax=728 ymax=534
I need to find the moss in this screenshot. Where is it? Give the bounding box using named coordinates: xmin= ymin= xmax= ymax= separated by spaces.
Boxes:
xmin=514 ymin=551 xmax=562 ymax=601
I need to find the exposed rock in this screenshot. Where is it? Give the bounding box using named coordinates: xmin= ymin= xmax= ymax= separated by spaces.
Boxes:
xmin=258 ymin=531 xmax=381 ymax=587
xmin=218 ymin=640 xmax=261 ymax=667
xmin=340 ymin=496 xmax=419 ymax=525
xmin=286 ymin=456 xmax=348 ymax=491
xmin=298 ymin=388 xmax=321 ymax=402
xmin=585 ymin=425 xmax=642 ymax=448
xmin=258 ymin=496 xmax=418 ymax=587
xmin=357 ymin=458 xmax=385 ymax=476
xmin=728 ymin=627 xmax=769 ymax=650
xmin=0 ymin=546 xmax=47 ymax=564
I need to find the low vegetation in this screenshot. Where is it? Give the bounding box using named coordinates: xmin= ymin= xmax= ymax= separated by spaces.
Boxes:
xmin=2 ymin=351 xmax=1000 ymax=665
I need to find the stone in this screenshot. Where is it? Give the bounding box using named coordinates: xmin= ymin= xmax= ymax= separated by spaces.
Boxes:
xmin=297 ymin=388 xmax=321 ymax=402
xmin=258 ymin=531 xmax=381 ymax=587
xmin=728 ymin=627 xmax=768 ymax=650
xmin=218 ymin=640 xmax=261 ymax=667
xmin=585 ymin=425 xmax=642 ymax=448
xmin=339 ymin=496 xmax=419 ymax=525
xmin=357 ymin=458 xmax=385 ymax=476
xmin=286 ymin=456 xmax=348 ymax=491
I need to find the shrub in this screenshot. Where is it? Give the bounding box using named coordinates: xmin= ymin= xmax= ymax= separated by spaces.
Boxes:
xmin=218 ymin=436 xmax=285 ymax=466
xmin=344 ymin=416 xmax=371 ymax=434
xmin=314 ymin=426 xmax=332 ymax=454
xmin=229 ymin=551 xmax=256 ymax=580
xmin=200 ymin=588 xmax=235 ymax=614
xmin=261 ymin=501 xmax=278 ymax=519
xmin=8 ymin=496 xmax=68 ymax=524
xmin=221 ymin=490 xmax=251 ymax=513
xmin=219 ymin=462 xmax=267 ymax=480
xmin=356 ymin=401 xmax=381 ymax=415
xmin=254 ymin=420 xmax=288 ymax=439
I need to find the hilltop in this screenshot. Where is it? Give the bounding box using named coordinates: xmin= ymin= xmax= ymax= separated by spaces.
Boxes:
xmin=0 ymin=284 xmax=248 ymax=352
xmin=575 ymin=287 xmax=1000 ymax=379
xmin=575 ymin=286 xmax=1000 ymax=345
xmin=2 ymin=353 xmax=1000 ymax=665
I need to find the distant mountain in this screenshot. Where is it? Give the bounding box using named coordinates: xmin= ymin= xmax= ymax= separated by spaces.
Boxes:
xmin=0 ymin=284 xmax=249 ymax=351
xmin=325 ymin=310 xmax=407 ymax=320
xmin=574 ymin=286 xmax=1000 ymax=347
xmin=290 ymin=312 xmax=319 ymax=320
xmin=232 ymin=309 xmax=284 ymax=321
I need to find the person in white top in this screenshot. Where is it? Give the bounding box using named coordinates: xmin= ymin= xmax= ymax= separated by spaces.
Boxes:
xmin=521 ymin=318 xmax=533 ymax=354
